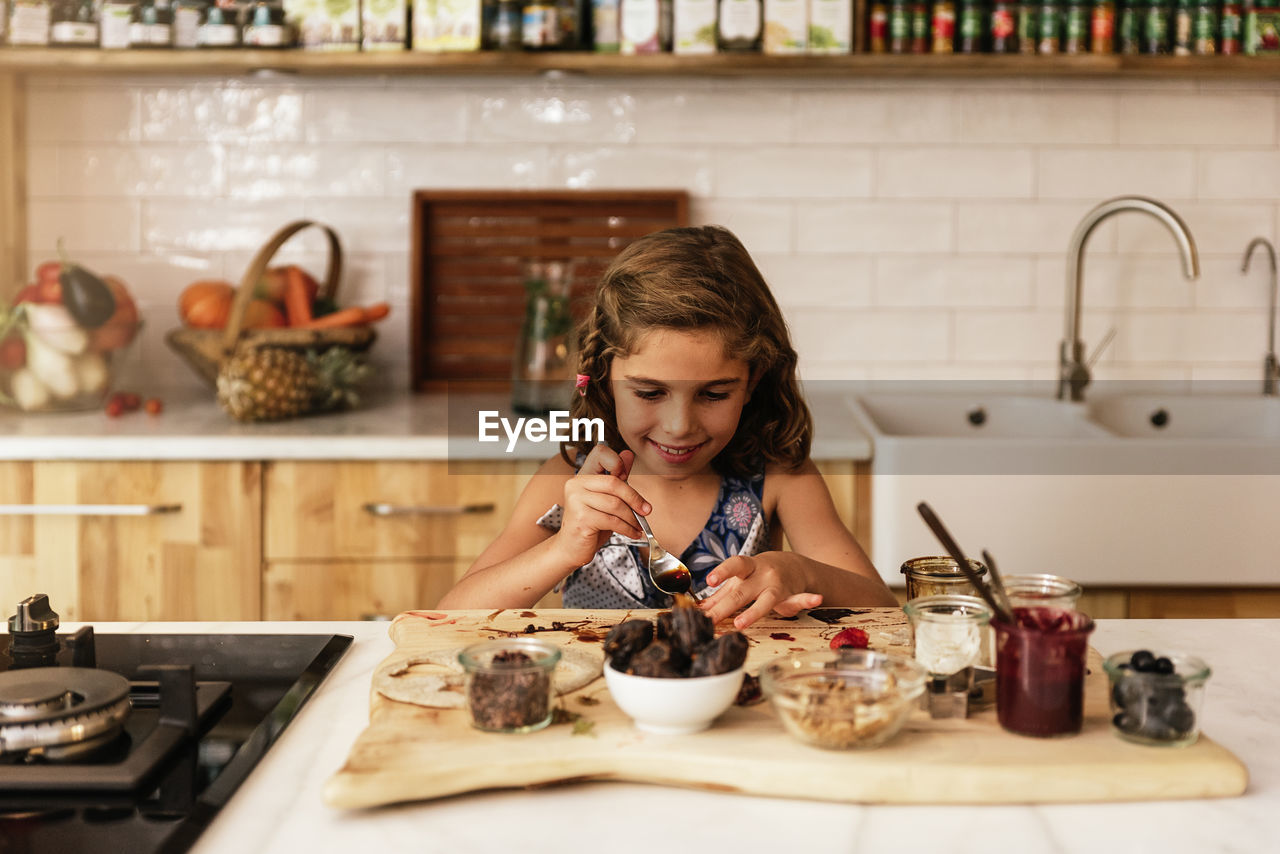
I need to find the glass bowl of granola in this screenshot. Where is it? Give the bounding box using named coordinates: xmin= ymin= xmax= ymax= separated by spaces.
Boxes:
xmin=760 ymin=649 xmax=927 ymax=750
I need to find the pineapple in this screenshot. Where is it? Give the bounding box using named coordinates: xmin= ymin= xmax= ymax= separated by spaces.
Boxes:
xmin=216 ymin=346 xmax=368 ymax=422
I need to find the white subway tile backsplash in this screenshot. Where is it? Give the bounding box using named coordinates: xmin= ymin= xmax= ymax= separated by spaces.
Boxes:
xmin=878 ymin=147 xmax=1034 ymax=200
xmin=957 ymin=202 xmax=1102 ymax=255
xmin=303 ymin=88 xmax=469 ymax=144
xmin=1116 ymin=202 xmax=1274 ymax=256
xmin=692 ymin=201 xmax=795 ymax=254
xmin=27 ymin=88 xmax=139 ymax=143
xmin=789 ymin=308 xmax=951 ymax=362
xmin=797 ymin=202 xmax=952 ymax=254
xmin=714 ymin=146 xmax=872 ymax=199
xmin=631 ymin=90 xmax=793 ymax=144
xmin=29 ymin=200 xmax=140 ymax=255
xmin=1038 ymin=149 xmax=1196 ymax=201
xmin=559 ymin=147 xmax=713 ymax=196
xmin=952 ymin=92 xmax=1115 ymax=145
xmin=1033 ymin=255 xmax=1197 ymax=310
xmin=954 ymin=311 xmax=1061 ymax=362
xmin=758 ymin=254 xmax=874 ymax=308
xmin=386 ymin=143 xmax=554 ymax=190
xmin=878 ymin=256 xmax=1036 ymax=308
xmin=1116 ymin=94 xmax=1275 ymax=146
xmin=793 ymin=90 xmax=953 ymax=144
xmin=138 ymin=84 xmax=305 ymax=143
xmin=1197 ymin=150 xmax=1280 ymax=200
xmin=225 ymin=146 xmax=385 ymax=199
xmin=24 ymin=78 xmax=1280 ymax=381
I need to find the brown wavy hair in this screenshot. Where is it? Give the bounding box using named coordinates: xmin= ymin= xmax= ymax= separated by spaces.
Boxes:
xmin=561 ymin=225 xmax=812 ymax=478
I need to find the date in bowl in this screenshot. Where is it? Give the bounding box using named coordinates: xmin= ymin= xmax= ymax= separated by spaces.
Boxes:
xmin=604 ymin=663 xmax=745 ymax=735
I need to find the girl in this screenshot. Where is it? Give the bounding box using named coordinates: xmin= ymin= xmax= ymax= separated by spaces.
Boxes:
xmin=438 ymin=226 xmax=896 ymax=628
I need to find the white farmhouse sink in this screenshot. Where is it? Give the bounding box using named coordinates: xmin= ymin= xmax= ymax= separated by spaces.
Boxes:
xmin=1086 ymin=394 xmax=1280 ymax=441
xmin=857 ymin=393 xmax=1110 ymax=439
xmin=848 ymin=389 xmax=1280 ymax=588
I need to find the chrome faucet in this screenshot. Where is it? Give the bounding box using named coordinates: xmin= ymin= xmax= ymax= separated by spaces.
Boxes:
xmin=1242 ymin=237 xmax=1279 ymax=396
xmin=1059 ymin=196 xmax=1200 ymax=401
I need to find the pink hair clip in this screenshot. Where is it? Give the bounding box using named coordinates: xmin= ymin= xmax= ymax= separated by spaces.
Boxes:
xmin=575 ymin=373 xmax=590 ymax=397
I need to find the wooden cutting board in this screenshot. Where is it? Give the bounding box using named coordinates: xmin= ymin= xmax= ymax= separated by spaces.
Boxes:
xmin=324 ymin=608 xmax=1248 ymax=809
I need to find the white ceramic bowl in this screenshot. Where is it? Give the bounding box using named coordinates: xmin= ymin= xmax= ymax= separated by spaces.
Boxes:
xmin=604 ymin=662 xmax=744 ymax=735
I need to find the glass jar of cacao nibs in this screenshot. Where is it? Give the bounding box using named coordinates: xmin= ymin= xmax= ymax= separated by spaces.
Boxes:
xmin=1103 ymin=649 xmax=1211 ymax=747
xmin=459 ymin=638 xmax=561 ymax=733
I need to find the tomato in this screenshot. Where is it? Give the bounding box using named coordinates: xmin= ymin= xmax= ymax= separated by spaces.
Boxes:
xmin=0 ymin=335 xmax=25 ymax=370
xmin=35 ymin=261 xmax=61 ymax=285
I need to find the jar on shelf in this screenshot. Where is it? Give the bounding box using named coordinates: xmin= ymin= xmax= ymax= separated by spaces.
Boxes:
xmin=172 ymin=0 xmax=206 ymax=47
xmin=511 ymin=260 xmax=577 ymax=416
xmin=197 ymin=0 xmax=240 ymax=46
xmin=49 ymin=0 xmax=100 ymax=45
xmin=130 ymin=0 xmax=175 ymax=46
xmin=242 ymin=0 xmax=288 ymax=46
xmin=99 ymin=0 xmax=137 ymax=49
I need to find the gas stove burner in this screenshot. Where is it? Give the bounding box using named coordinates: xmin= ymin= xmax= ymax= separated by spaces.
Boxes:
xmin=0 ymin=668 xmax=131 ymax=758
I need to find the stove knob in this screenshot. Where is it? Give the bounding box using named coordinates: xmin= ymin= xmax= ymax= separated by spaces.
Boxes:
xmin=9 ymin=593 xmax=60 ymax=633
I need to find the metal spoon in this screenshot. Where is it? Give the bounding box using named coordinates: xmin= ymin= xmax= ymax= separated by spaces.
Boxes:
xmin=632 ymin=510 xmax=693 ymax=598
xmin=981 ymin=549 xmax=1016 ymax=619
xmin=916 ymin=502 xmax=1013 ymax=624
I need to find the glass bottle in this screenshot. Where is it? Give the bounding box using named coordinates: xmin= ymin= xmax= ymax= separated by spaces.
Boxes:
xmin=1063 ymin=0 xmax=1088 ymax=49
xmin=909 ymin=0 xmax=930 ymax=50
xmin=957 ymin=0 xmax=985 ymax=50
xmin=717 ymin=0 xmax=762 ymax=50
xmin=511 ymin=260 xmax=577 ymax=415
xmin=1037 ymin=0 xmax=1060 ymax=52
xmin=1142 ymin=0 xmax=1169 ymax=52
xmin=1220 ymin=0 xmax=1242 ymax=53
xmin=889 ymin=0 xmax=911 ymax=51
xmin=1018 ymin=0 xmax=1040 ymax=52
xmin=1171 ymin=0 xmax=1192 ymax=52
xmin=1117 ymin=0 xmax=1139 ymax=50
xmin=932 ymin=0 xmax=956 ymax=51
xmin=990 ymin=0 xmax=1017 ymax=51
xmin=1191 ymin=0 xmax=1215 ymax=52
xmin=1090 ymin=0 xmax=1115 ymax=52
xmin=869 ymin=0 xmax=889 ymax=51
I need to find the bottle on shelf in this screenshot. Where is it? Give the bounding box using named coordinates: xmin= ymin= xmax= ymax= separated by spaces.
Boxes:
xmin=990 ymin=0 xmax=1017 ymax=51
xmin=908 ymin=0 xmax=928 ymax=51
xmin=1063 ymin=0 xmax=1088 ymax=50
xmin=592 ymin=0 xmax=620 ymax=50
xmin=1220 ymin=0 xmax=1242 ymax=53
xmin=1171 ymin=0 xmax=1192 ymax=53
xmin=956 ymin=0 xmax=986 ymax=53
xmin=931 ymin=0 xmax=955 ymax=51
xmin=1017 ymin=0 xmax=1039 ymax=52
xmin=1117 ymin=0 xmax=1139 ymax=50
xmin=888 ymin=0 xmax=910 ymax=51
xmin=99 ymin=0 xmax=137 ymax=48
xmin=674 ymin=0 xmax=717 ymax=53
xmin=1141 ymin=0 xmax=1170 ymax=53
xmin=1192 ymin=0 xmax=1215 ymax=53
xmin=1037 ymin=0 xmax=1060 ymax=52
xmin=49 ymin=0 xmax=100 ymax=45
xmin=868 ymin=0 xmax=889 ymax=52
xmin=717 ymin=0 xmax=762 ymax=50
xmin=1090 ymin=0 xmax=1115 ymax=52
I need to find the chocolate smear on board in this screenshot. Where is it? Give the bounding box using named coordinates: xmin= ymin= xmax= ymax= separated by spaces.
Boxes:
xmin=769 ymin=632 xmax=796 ymax=642
xmin=807 ymin=608 xmax=868 ymax=624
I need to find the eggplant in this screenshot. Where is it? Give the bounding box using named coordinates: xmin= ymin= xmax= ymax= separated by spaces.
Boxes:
xmin=59 ymin=264 xmax=116 ymax=328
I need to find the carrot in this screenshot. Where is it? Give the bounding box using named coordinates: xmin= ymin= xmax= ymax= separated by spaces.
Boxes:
xmin=283 ymin=266 xmax=313 ymax=327
xmin=298 ymin=306 xmax=367 ymax=329
xmin=361 ymin=302 xmax=391 ymax=322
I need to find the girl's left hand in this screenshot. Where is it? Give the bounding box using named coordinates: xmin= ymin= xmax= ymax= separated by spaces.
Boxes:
xmin=698 ymin=553 xmax=823 ymax=630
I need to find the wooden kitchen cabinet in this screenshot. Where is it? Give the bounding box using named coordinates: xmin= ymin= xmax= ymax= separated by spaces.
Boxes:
xmin=0 ymin=461 xmax=262 ymax=621
xmin=262 ymin=460 xmax=541 ymax=619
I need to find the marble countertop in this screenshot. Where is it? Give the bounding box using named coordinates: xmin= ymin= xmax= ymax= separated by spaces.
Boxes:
xmin=0 ymin=386 xmax=872 ymax=462
xmin=100 ymin=617 xmax=1276 ymax=854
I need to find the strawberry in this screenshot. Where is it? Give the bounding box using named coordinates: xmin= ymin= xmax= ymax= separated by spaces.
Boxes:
xmin=829 ymin=627 xmax=870 ymax=650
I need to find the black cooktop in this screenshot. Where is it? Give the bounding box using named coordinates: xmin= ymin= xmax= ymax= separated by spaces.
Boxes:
xmin=0 ymin=628 xmax=352 ymax=854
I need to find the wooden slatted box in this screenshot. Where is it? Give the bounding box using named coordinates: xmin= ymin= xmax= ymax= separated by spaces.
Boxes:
xmin=409 ymin=190 xmax=689 ymax=390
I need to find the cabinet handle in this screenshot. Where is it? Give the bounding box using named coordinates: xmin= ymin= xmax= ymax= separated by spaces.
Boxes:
xmin=362 ymin=502 xmax=496 ymax=517
xmin=0 ymin=504 xmax=183 ymax=516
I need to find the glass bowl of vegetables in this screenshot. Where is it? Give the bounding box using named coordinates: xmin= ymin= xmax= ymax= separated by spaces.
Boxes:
xmin=1 ymin=262 xmax=141 ymax=413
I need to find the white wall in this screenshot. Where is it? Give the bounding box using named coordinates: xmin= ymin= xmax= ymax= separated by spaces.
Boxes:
xmin=23 ymin=74 xmax=1280 ymax=390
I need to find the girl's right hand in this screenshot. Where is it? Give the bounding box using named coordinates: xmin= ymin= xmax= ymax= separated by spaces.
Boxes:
xmin=553 ymin=444 xmax=651 ymax=570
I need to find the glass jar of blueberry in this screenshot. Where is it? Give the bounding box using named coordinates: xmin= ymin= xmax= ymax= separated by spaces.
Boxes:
xmin=1103 ymin=649 xmax=1211 ymax=747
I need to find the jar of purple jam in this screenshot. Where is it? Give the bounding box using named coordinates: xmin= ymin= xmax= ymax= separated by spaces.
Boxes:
xmin=992 ymin=607 xmax=1094 ymax=737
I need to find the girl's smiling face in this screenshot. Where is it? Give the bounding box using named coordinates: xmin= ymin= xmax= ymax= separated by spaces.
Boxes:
xmin=609 ymin=328 xmax=751 ymax=477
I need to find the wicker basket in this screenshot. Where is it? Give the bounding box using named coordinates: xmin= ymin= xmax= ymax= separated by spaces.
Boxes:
xmin=167 ymin=220 xmax=377 ymax=388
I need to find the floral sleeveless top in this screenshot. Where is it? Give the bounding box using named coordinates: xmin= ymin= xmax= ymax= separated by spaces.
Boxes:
xmin=535 ymin=462 xmax=769 ymax=609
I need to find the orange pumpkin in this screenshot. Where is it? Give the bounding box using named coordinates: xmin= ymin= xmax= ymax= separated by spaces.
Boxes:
xmin=242 ymin=299 xmax=286 ymax=329
xmin=179 ymin=280 xmax=235 ymax=329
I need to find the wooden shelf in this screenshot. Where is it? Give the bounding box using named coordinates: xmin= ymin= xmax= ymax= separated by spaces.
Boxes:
xmin=2 ymin=48 xmax=1280 ymax=78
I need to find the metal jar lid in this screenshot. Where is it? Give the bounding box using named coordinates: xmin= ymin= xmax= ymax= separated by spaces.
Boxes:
xmin=900 ymin=556 xmax=988 ymax=580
